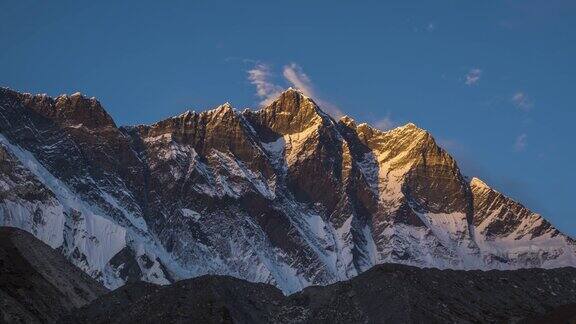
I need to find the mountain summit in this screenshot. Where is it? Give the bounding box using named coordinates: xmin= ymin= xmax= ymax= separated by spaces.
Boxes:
xmin=0 ymin=87 xmax=574 ymax=293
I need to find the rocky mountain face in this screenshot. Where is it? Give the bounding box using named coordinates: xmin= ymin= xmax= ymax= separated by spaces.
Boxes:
xmin=0 ymin=87 xmax=574 ymax=293
xmin=0 ymin=227 xmax=107 ymax=323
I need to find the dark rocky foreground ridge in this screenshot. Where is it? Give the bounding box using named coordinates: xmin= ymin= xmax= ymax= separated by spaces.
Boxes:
xmin=69 ymin=265 xmax=576 ymax=324
xmin=2 ymin=227 xmax=576 ymax=324
xmin=0 ymin=86 xmax=575 ymax=294
xmin=67 ymin=265 xmax=576 ymax=324
xmin=0 ymin=227 xmax=106 ymax=323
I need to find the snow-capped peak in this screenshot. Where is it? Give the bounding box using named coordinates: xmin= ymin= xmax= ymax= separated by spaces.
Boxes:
xmin=339 ymin=115 xmax=357 ymax=128
xmin=470 ymin=177 xmax=490 ymax=189
xmin=210 ymin=102 xmax=234 ymax=113
xmin=174 ymin=110 xmax=194 ymax=119
xmin=394 ymin=122 xmax=425 ymax=133
xmin=283 ymin=86 xmax=306 ymax=97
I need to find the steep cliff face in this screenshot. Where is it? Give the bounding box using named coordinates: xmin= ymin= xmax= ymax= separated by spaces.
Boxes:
xmin=335 ymin=120 xmax=480 ymax=269
xmin=0 ymin=88 xmax=164 ymax=288
xmin=470 ymin=177 xmax=575 ymax=267
xmin=0 ymin=87 xmax=574 ymax=293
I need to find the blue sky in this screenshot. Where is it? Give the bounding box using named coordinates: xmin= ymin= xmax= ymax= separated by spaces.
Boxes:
xmin=1 ymin=1 xmax=575 ymax=235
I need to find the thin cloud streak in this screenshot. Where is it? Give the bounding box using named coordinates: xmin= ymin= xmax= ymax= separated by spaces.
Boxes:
xmin=247 ymin=61 xmax=344 ymax=117
xmin=465 ymin=68 xmax=482 ymax=86
xmin=512 ymin=92 xmax=533 ymax=111
xmin=514 ymin=133 xmax=528 ymax=152
xmin=282 ymin=63 xmax=314 ymax=97
xmin=282 ymin=63 xmax=344 ymax=118
xmin=247 ymin=63 xmax=283 ymax=106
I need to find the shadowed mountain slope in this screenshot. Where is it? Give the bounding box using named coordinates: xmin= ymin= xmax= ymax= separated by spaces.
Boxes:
xmin=0 ymin=227 xmax=107 ymax=323
xmin=67 ymin=262 xmax=576 ymax=323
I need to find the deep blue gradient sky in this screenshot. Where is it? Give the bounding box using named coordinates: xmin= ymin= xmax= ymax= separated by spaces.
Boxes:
xmin=1 ymin=1 xmax=575 ymax=235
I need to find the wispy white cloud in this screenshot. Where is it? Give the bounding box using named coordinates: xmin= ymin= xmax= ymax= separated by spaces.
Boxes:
xmin=247 ymin=63 xmax=283 ymax=106
xmin=514 ymin=133 xmax=528 ymax=152
xmin=511 ymin=92 xmax=533 ymax=111
xmin=282 ymin=63 xmax=313 ymax=97
xmin=427 ymin=22 xmax=436 ymax=32
xmin=282 ymin=63 xmax=344 ymax=118
xmin=465 ymin=68 xmax=482 ymax=86
xmin=247 ymin=62 xmax=344 ymax=117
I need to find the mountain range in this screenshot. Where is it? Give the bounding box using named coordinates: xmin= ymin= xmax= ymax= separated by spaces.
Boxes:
xmin=0 ymin=86 xmax=574 ymax=293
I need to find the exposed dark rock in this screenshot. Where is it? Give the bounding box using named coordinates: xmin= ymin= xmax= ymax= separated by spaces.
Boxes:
xmin=108 ymin=247 xmax=143 ymax=283
xmin=521 ymin=303 xmax=576 ymax=324
xmin=68 ymin=262 xmax=576 ymax=324
xmin=0 ymin=227 xmax=107 ymax=323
